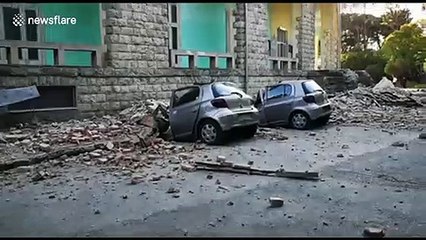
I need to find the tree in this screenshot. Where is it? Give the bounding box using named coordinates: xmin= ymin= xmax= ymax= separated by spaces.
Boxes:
xmin=380 ymin=8 xmax=413 ymax=39
xmin=381 ymin=24 xmax=426 ymax=87
xmin=341 ymin=13 xmax=382 ymax=53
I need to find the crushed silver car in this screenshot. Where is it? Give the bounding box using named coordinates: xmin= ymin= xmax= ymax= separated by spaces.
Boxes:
xmin=169 ymin=82 xmax=259 ymax=144
xmin=254 ymin=79 xmax=332 ymax=129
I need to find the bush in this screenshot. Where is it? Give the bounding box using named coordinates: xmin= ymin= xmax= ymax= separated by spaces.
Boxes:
xmin=341 ymin=50 xmax=389 ymax=82
xmin=365 ymin=63 xmax=388 ymax=83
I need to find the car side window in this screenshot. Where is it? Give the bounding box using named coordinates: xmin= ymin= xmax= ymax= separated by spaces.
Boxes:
xmin=267 ymin=85 xmax=285 ymax=101
xmin=173 ymin=87 xmax=200 ymax=107
xmin=283 ymin=84 xmax=292 ymax=97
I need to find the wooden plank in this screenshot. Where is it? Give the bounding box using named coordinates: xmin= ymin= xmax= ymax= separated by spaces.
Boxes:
xmin=196 ymin=166 xmax=251 ymax=175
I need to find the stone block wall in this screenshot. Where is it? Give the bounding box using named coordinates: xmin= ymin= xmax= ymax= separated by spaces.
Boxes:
xmin=297 ymin=4 xmax=316 ymax=71
xmin=0 ymin=66 xmax=301 ymax=121
xmin=103 ymin=3 xmax=169 ymax=69
xmin=0 ymin=3 xmax=322 ymax=125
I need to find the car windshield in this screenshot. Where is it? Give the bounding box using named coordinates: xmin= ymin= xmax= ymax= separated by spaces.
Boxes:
xmin=212 ymin=83 xmax=245 ymax=98
xmin=302 ymin=81 xmax=323 ymax=94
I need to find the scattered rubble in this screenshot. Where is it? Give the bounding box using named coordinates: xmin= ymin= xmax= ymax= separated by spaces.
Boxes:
xmin=0 ymin=100 xmax=201 ymax=179
xmin=363 ymin=227 xmax=385 ymax=238
xmin=330 ymin=86 xmax=425 ymax=130
xmin=269 ymin=197 xmax=284 ymax=208
xmin=391 ymin=141 xmax=405 ymax=147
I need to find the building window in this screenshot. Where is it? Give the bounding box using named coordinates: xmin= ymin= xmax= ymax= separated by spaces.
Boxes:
xmin=0 ymin=4 xmax=44 ymax=64
xmin=8 ymin=86 xmax=77 ymax=112
xmin=169 ymin=3 xmax=180 ymax=51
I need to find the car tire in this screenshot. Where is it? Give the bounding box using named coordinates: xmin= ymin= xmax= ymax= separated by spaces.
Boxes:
xmin=290 ymin=111 xmax=311 ymax=130
xmin=198 ymin=119 xmax=225 ymax=145
xmin=241 ymin=124 xmax=258 ymax=139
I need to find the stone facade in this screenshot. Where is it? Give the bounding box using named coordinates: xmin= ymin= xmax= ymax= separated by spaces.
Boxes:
xmin=297 ymin=4 xmax=316 ymax=71
xmin=0 ymin=66 xmax=302 ymax=120
xmin=103 ymin=3 xmax=169 ymax=69
xmin=0 ymin=3 xmax=321 ymax=124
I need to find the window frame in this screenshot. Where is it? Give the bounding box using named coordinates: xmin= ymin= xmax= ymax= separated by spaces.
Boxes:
xmin=0 ymin=3 xmax=46 ymax=65
xmin=266 ymin=84 xmax=293 ymax=101
xmin=172 ymin=86 xmax=201 ymax=108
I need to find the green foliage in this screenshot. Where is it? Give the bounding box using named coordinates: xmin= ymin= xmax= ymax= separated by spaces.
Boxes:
xmin=365 ymin=63 xmax=387 ymax=83
xmin=381 ymin=24 xmax=426 ymax=82
xmin=341 ymin=13 xmax=382 ymax=53
xmin=341 ymin=50 xmax=389 ymax=82
xmin=341 ymin=7 xmax=413 ymax=52
xmin=380 ymin=8 xmax=413 ymax=39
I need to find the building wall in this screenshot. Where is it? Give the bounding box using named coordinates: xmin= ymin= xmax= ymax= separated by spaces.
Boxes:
xmin=0 ymin=66 xmax=303 ymax=121
xmin=103 ymin=3 xmax=169 ymax=69
xmin=0 ymin=3 xmax=332 ymax=124
xmin=297 ymin=4 xmax=316 ymax=70
xmin=41 ymin=3 xmax=102 ymax=66
xmin=316 ymin=3 xmax=340 ymax=70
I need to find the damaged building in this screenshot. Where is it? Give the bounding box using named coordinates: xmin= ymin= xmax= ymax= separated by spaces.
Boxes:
xmin=0 ymin=3 xmax=341 ymax=124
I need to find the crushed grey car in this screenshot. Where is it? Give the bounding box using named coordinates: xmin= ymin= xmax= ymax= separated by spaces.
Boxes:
xmin=169 ymin=82 xmax=259 ymax=145
xmin=254 ymin=79 xmax=332 ymax=129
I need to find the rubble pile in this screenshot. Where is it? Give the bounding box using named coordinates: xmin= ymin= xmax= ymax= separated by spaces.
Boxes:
xmin=0 ymin=99 xmax=182 ymax=171
xmin=330 ymin=86 xmax=425 ymax=129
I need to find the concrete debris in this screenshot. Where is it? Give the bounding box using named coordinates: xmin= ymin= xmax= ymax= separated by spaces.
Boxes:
xmin=391 ymin=141 xmax=405 ymax=147
xmin=373 ymin=77 xmax=395 ymax=91
xmin=166 ymin=187 xmax=180 ymax=194
xmin=31 ymin=171 xmax=50 ymax=182
xmin=269 ymin=197 xmax=284 ymax=208
xmin=330 ymin=87 xmax=425 ymax=130
xmin=181 ymin=163 xmax=196 ymax=172
xmin=216 ymin=155 xmax=226 ymax=163
xmin=363 ymin=227 xmax=385 ymax=238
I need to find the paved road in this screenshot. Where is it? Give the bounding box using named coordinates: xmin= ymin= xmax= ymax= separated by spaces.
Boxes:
xmin=0 ymin=126 xmax=425 ymax=237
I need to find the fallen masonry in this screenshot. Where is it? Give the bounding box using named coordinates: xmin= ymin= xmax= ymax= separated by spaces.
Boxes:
xmin=330 ymin=86 xmax=425 ymax=130
xmin=0 ymin=99 xmax=183 ymax=172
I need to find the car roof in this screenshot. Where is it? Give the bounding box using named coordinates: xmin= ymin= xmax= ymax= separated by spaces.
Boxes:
xmin=265 ymin=79 xmax=315 ymax=87
xmin=174 ymin=81 xmax=239 ymax=92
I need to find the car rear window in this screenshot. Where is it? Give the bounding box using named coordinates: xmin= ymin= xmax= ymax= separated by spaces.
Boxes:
xmin=302 ymin=81 xmax=323 ymax=94
xmin=211 ymin=83 xmax=245 ymax=98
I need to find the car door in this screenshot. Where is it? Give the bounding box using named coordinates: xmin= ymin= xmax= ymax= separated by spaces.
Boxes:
xmin=169 ymin=86 xmax=202 ymax=139
xmin=263 ymin=84 xmax=294 ymax=124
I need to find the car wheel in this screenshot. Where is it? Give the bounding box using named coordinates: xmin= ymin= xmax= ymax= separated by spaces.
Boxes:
xmin=241 ymin=124 xmax=257 ymax=139
xmin=290 ymin=111 xmax=311 ymax=130
xmin=198 ymin=119 xmax=225 ymax=145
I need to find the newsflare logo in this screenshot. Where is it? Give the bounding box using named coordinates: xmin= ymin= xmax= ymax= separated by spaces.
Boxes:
xmin=12 ymin=13 xmax=77 ymax=27
xmin=12 ymin=14 xmax=25 ymax=27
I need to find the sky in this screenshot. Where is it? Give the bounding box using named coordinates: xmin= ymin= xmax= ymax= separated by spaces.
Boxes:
xmin=341 ymin=3 xmax=425 ymax=22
